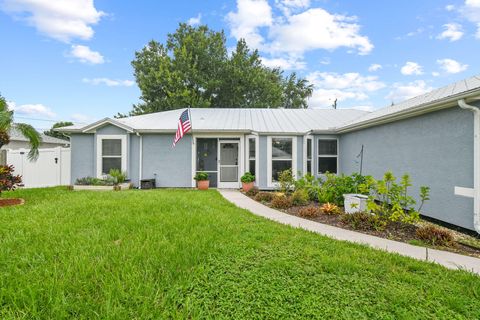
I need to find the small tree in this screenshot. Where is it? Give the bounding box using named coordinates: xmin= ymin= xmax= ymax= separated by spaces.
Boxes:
xmin=44 ymin=121 xmax=73 ymax=140
xmin=0 ymin=165 xmax=22 ymax=196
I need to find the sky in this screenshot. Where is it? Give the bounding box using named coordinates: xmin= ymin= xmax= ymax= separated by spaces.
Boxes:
xmin=1 ymin=0 xmax=479 ymax=130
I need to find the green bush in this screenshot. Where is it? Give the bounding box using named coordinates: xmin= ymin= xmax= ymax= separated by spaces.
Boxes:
xmin=278 ymin=169 xmax=295 ymax=194
xmin=294 ymin=173 xmax=321 ymax=201
xmin=109 ymin=169 xmax=127 ymax=184
xmin=254 ymin=192 xmax=274 ymax=203
xmin=271 ymin=194 xmax=293 ymax=209
xmin=241 ymin=172 xmax=255 ymax=183
xmin=340 ymin=212 xmax=388 ymax=231
xmin=291 ymin=189 xmax=309 ymax=206
xmin=298 ymin=206 xmax=320 ymax=218
xmin=75 ymin=176 xmax=115 ymax=186
xmin=194 ymin=172 xmax=209 ymax=181
xmin=317 ymin=173 xmax=369 ymax=206
xmin=416 ymin=225 xmax=454 ymax=247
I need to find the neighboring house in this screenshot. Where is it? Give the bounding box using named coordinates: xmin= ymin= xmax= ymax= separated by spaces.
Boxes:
xmin=1 ymin=127 xmax=70 ymax=150
xmin=60 ymin=75 xmax=480 ymax=233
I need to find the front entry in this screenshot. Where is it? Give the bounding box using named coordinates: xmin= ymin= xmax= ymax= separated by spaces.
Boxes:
xmin=218 ymin=141 xmax=239 ymax=188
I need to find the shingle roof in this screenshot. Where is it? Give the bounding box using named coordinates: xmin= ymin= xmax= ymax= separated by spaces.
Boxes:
xmin=10 ymin=127 xmax=70 ymax=145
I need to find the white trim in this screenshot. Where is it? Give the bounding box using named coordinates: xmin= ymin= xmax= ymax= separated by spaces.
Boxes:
xmin=83 ymin=118 xmax=134 ymax=133
xmin=138 ymin=134 xmax=143 ymax=188
xmin=317 ymin=138 xmax=339 ymax=175
xmin=218 ymin=140 xmax=241 ymax=188
xmin=96 ymin=134 xmax=127 ymax=178
xmin=455 ymin=186 xmax=475 ymax=198
xmin=245 ymin=134 xmax=259 ymax=183
xmin=192 ymin=134 xmax=244 ymax=188
xmin=303 ymin=135 xmax=313 ymax=176
xmin=267 ymin=136 xmax=297 ymax=188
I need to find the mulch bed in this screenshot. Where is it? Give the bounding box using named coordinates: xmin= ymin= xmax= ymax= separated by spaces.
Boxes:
xmin=0 ymin=198 xmax=25 ymax=207
xmin=247 ymin=194 xmax=480 ymax=258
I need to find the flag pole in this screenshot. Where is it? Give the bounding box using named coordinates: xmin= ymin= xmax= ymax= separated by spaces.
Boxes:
xmin=188 ymin=106 xmax=194 ymax=145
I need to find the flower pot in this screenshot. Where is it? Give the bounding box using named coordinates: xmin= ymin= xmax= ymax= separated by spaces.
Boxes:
xmin=242 ymin=181 xmax=254 ymax=192
xmin=197 ymin=180 xmax=210 ymax=190
xmin=343 ymin=194 xmax=368 ymax=214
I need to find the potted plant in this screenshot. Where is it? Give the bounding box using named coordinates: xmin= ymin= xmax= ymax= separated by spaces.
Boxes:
xmin=194 ymin=172 xmax=209 ymax=190
xmin=241 ymin=172 xmax=255 ymax=192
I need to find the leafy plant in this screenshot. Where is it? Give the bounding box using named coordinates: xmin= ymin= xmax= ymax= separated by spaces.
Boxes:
xmin=278 ymin=169 xmax=295 ymax=194
xmin=294 ymin=173 xmax=321 ymax=201
xmin=109 ymin=169 xmax=127 ymax=185
xmin=320 ymin=203 xmax=341 ymax=215
xmin=0 ymin=165 xmax=22 ymax=195
xmin=241 ymin=172 xmax=255 ymax=183
xmin=340 ymin=212 xmax=388 ymax=231
xmin=298 ymin=206 xmax=320 ymax=218
xmin=254 ymin=192 xmax=274 ymax=203
xmin=291 ymin=189 xmax=309 ymax=206
xmin=75 ymin=177 xmax=115 ymax=186
xmin=317 ymin=173 xmax=369 ymax=206
xmin=416 ymin=225 xmax=454 ymax=247
xmin=194 ymin=172 xmax=209 ymax=181
xmin=271 ymin=194 xmax=293 ymax=209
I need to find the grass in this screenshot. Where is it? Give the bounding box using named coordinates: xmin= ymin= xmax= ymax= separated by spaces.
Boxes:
xmin=0 ymin=188 xmax=479 ymax=319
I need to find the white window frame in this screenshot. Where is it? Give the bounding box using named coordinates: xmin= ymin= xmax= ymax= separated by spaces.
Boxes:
xmin=303 ymin=135 xmax=313 ymax=176
xmin=96 ymin=134 xmax=127 ymax=178
xmin=267 ymin=136 xmax=297 ymax=188
xmin=317 ymin=138 xmax=338 ymax=175
xmin=245 ymin=134 xmax=259 ymax=182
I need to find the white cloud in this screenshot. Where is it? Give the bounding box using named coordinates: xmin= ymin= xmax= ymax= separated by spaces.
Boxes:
xmin=226 ymin=0 xmax=273 ymax=49
xmin=432 ymin=71 xmax=440 ymax=77
xmin=400 ymin=61 xmax=423 ymax=75
xmin=82 ymin=78 xmax=135 ymax=87
xmin=187 ymin=13 xmax=202 ymax=26
xmin=227 ymin=1 xmax=373 ymax=58
xmin=8 ymin=101 xmax=56 ymax=118
xmin=275 ymin=0 xmax=311 ymax=16
xmin=446 ymin=4 xmax=455 ymax=11
xmin=70 ymin=113 xmax=96 ymax=123
xmin=437 ymin=23 xmax=464 ymax=41
xmin=70 ymin=45 xmax=104 ymax=64
xmin=459 ymin=0 xmax=480 ymax=37
xmin=437 ymin=58 xmax=468 ymax=73
xmin=307 ymin=72 xmax=385 ymax=108
xmin=260 ymin=55 xmax=306 ymax=70
xmin=1 ymin=0 xmax=105 ymax=42
xmin=386 ymin=80 xmax=433 ymax=102
xmin=368 ymin=63 xmax=382 ymax=72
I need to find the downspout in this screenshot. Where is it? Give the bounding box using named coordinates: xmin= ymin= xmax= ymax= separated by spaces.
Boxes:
xmin=458 ymin=99 xmax=480 ymax=234
xmin=136 ymin=132 xmax=143 ymax=189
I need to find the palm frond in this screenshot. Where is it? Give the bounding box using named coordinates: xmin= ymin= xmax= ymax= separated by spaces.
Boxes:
xmin=16 ymin=123 xmax=42 ymax=161
xmin=0 ymin=110 xmax=14 ymax=131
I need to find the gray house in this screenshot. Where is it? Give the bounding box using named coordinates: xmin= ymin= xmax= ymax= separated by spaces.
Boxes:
xmin=61 ymin=75 xmax=480 ymax=234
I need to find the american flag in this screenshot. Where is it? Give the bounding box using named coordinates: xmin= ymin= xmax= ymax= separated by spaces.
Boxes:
xmin=172 ymin=109 xmax=192 ymax=147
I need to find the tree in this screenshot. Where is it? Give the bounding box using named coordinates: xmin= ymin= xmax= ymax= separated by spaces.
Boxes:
xmin=44 ymin=121 xmax=73 ymax=140
xmin=0 ymin=94 xmax=41 ymax=160
xmin=124 ymin=24 xmax=313 ymax=116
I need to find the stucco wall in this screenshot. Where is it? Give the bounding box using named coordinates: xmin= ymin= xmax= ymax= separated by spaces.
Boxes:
xmin=339 ymin=106 xmax=475 ymax=230
xmin=141 ymin=134 xmax=192 ymax=188
xmin=70 ymin=133 xmax=95 ymax=183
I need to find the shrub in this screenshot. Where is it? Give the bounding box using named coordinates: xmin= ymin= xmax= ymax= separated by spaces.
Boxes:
xmin=254 ymin=192 xmax=274 ymax=203
xmin=109 ymin=169 xmax=127 ymax=184
xmin=194 ymin=172 xmax=209 ymax=181
xmin=294 ymin=173 xmax=321 ymax=201
xmin=0 ymin=165 xmax=22 ymax=194
xmin=317 ymin=173 xmax=369 ymax=206
xmin=298 ymin=206 xmax=320 ymax=218
xmin=75 ymin=177 xmax=115 ymax=186
xmin=416 ymin=225 xmax=455 ymax=247
xmin=246 ymin=186 xmax=259 ymax=197
xmin=291 ymin=189 xmax=309 ymax=206
xmin=320 ymin=202 xmax=341 ymax=215
xmin=271 ymin=194 xmax=293 ymax=209
xmin=340 ymin=212 xmax=388 ymax=231
xmin=278 ymin=169 xmax=295 ymax=194
xmin=359 ymin=172 xmax=430 ymax=224
xmin=241 ymin=172 xmax=255 ymax=183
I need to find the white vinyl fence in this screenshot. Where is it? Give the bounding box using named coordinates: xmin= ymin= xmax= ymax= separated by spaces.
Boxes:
xmin=6 ymin=147 xmax=71 ymax=188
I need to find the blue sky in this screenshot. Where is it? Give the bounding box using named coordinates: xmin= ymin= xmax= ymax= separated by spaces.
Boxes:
xmin=1 ymin=0 xmax=479 ymax=130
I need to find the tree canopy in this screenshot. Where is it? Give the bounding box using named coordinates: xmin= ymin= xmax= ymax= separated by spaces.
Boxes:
xmin=44 ymin=121 xmax=73 ymax=140
xmin=124 ymin=24 xmax=313 ymax=116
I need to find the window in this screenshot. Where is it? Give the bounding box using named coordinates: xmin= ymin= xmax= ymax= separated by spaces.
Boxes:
xmin=306 ymin=137 xmax=313 ymax=174
xmin=247 ymin=137 xmax=256 ymax=177
xmin=97 ymin=135 xmax=126 ymax=177
xmin=271 ymin=137 xmax=293 ymax=182
xmin=318 ymin=139 xmax=338 ymax=174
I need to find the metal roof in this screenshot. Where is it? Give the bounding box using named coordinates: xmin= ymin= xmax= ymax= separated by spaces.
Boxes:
xmin=10 ymin=127 xmax=70 ymax=145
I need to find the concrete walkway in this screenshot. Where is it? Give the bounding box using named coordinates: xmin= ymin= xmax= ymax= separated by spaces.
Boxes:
xmin=219 ymin=189 xmax=480 ymax=275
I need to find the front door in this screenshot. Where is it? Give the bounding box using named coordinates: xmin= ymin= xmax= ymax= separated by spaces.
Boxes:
xmin=218 ymin=141 xmax=239 ymax=188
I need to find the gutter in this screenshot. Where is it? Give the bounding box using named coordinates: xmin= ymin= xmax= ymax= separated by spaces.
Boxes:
xmin=136 ymin=132 xmax=143 ymax=189
xmin=458 ymin=99 xmax=480 ymax=234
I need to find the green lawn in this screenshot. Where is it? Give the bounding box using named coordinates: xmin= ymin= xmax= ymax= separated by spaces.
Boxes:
xmin=0 ymin=188 xmax=479 ymax=319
